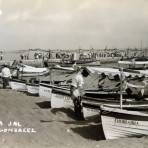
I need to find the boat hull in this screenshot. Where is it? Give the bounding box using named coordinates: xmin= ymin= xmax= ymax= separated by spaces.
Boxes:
xmin=20 ymin=71 xmax=49 ymax=77
xmin=51 ymin=90 xmax=73 ymax=108
xmin=9 ymin=79 xmax=27 ymax=91
xmin=82 ymin=95 xmax=148 ymax=119
xmin=39 ymin=83 xmax=52 ymax=101
xmin=27 ymin=83 xmax=39 ymax=95
xmin=82 ymin=102 xmax=100 ymax=119
xmin=50 ymin=85 xmax=72 ymax=108
xmin=101 ymin=105 xmax=148 ymax=139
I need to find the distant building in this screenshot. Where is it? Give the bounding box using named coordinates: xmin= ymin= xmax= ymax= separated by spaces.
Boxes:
xmin=125 ymin=48 xmax=143 ymax=58
xmin=144 ymin=48 xmax=148 ymax=57
xmin=0 ymin=50 xmax=3 ymax=60
xmin=28 ymin=48 xmax=49 ymax=60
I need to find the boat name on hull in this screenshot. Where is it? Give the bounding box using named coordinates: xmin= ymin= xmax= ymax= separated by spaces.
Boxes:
xmin=114 ymin=118 xmax=139 ymax=126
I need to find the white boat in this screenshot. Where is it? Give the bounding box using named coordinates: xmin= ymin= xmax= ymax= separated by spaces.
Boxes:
xmin=12 ymin=64 xmax=49 ymax=77
xmin=118 ymin=57 xmax=148 ymax=76
xmin=100 ymin=68 xmax=148 ymax=139
xmin=100 ymin=105 xmax=148 ymax=139
xmin=26 ymin=83 xmax=39 ymax=95
xmin=82 ymin=95 xmax=148 ymax=120
xmin=118 ymin=60 xmax=148 ymax=65
xmin=9 ymin=79 xmax=27 ymax=91
xmin=39 ymin=82 xmax=72 ymax=108
xmin=19 ymin=70 xmax=49 ymax=77
xmin=53 ymin=64 xmax=75 ymax=71
xmin=19 ymin=64 xmax=48 ymax=73
xmin=82 ymin=90 xmax=120 ymax=119
xmin=39 ymin=83 xmax=52 ymax=101
xmin=82 ymin=101 xmax=100 ymax=119
xmin=87 ymin=67 xmax=143 ymax=78
xmin=42 ymin=84 xmax=72 ymax=108
xmin=50 ymin=86 xmax=119 ymax=110
xmin=51 ymin=88 xmax=73 ymax=108
xmin=80 ymin=67 xmax=148 ymax=119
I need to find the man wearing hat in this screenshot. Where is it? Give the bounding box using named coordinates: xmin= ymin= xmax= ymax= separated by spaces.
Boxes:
xmin=1 ymin=64 xmax=11 ymax=89
xmin=70 ymin=67 xmax=90 ymax=119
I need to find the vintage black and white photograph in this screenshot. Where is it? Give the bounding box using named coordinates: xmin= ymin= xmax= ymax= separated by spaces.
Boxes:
xmin=0 ymin=0 xmax=148 ymax=147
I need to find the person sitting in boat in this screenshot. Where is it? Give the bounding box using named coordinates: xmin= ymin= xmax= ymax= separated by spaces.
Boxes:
xmin=112 ymin=74 xmax=121 ymax=91
xmin=70 ymin=67 xmax=90 ymax=119
xmin=98 ymin=73 xmax=121 ymax=92
xmin=98 ymin=73 xmax=107 ymax=90
xmin=125 ymin=75 xmax=146 ymax=100
xmin=1 ymin=63 xmax=11 ymax=89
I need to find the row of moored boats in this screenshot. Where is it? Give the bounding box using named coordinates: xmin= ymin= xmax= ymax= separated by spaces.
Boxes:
xmin=2 ymin=59 xmax=148 ymax=140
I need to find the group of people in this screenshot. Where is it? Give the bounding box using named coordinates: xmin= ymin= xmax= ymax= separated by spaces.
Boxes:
xmin=70 ymin=67 xmax=122 ymax=119
xmin=70 ymin=67 xmax=147 ymax=119
xmin=0 ymin=61 xmax=89 ymax=119
xmin=98 ymin=73 xmax=121 ymax=91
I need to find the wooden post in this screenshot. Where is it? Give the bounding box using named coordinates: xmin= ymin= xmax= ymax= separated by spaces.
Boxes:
xmin=37 ymin=72 xmax=40 ymax=83
xmin=120 ymin=67 xmax=123 ymax=109
xmin=50 ymin=67 xmax=52 ymax=85
xmin=21 ymin=65 xmax=23 ymax=80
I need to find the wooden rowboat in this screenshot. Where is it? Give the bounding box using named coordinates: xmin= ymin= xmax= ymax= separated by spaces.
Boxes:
xmin=100 ymin=105 xmax=148 ymax=139
xmin=9 ymin=79 xmax=27 ymax=91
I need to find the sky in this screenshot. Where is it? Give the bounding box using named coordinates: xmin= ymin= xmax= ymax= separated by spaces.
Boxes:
xmin=0 ymin=0 xmax=148 ymax=50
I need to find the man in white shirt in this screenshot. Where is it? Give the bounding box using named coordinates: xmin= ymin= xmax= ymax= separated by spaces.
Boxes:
xmin=1 ymin=64 xmax=11 ymax=89
xmin=70 ymin=67 xmax=89 ymax=119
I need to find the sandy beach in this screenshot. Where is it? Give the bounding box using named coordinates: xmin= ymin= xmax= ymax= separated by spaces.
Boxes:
xmin=0 ymin=87 xmax=147 ymax=148
xmin=0 ymin=0 xmax=148 ymax=147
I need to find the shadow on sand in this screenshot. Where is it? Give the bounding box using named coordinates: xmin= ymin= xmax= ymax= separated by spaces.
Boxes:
xmin=51 ymin=108 xmax=78 ymax=120
xmin=26 ymin=92 xmax=39 ymax=97
xmin=51 ymin=107 xmax=100 ymax=124
xmin=71 ymin=123 xmax=105 ymax=141
xmin=36 ymin=101 xmax=51 ymax=109
xmin=40 ymin=107 xmax=105 ymax=140
xmin=40 ymin=120 xmax=53 ymax=123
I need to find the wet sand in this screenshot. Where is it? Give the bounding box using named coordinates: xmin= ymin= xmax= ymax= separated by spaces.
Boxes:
xmin=0 ymin=87 xmax=147 ymax=148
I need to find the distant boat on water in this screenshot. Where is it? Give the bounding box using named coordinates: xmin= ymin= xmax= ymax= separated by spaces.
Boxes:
xmin=11 ymin=64 xmax=49 ymax=77
xmin=118 ymin=57 xmax=148 ymax=70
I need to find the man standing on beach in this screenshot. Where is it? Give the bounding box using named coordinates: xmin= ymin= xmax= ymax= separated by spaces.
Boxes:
xmin=70 ymin=67 xmax=90 ymax=119
xmin=1 ymin=64 xmax=11 ymax=89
